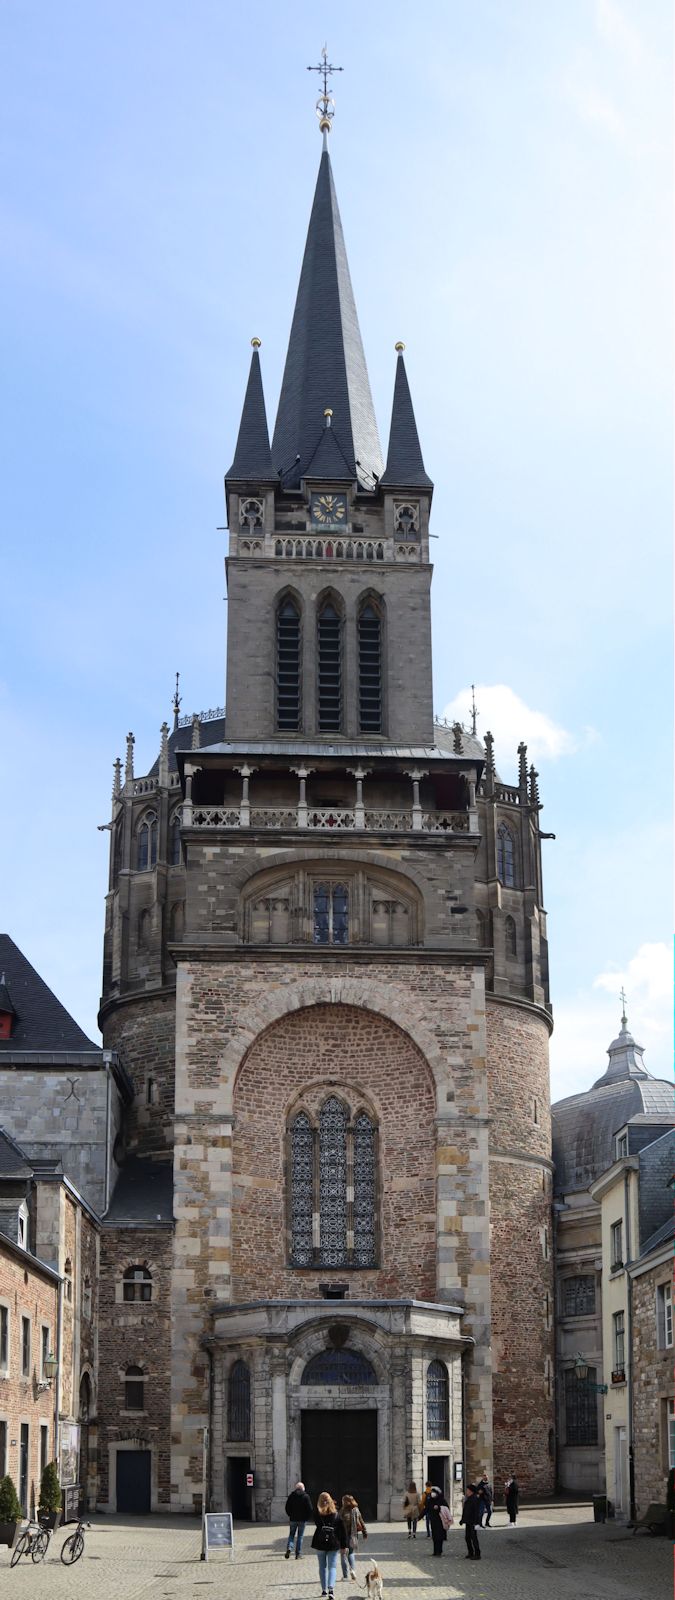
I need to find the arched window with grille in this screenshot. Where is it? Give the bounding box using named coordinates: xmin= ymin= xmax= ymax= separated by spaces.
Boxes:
xmin=169 ymin=812 xmax=181 ymax=865
xmin=136 ymin=811 xmax=158 ymax=871
xmin=504 ymin=914 xmax=517 ymax=956
xmin=426 ymin=1360 xmax=449 ymax=1439
xmin=358 ymin=601 xmax=383 ymax=733
xmin=228 ymin=1360 xmax=251 ymax=1441
xmin=124 ymin=1365 xmax=146 ymax=1411
xmin=497 ymin=822 xmax=515 ymax=887
xmin=317 ymin=598 xmax=342 ymax=731
xmin=289 ymin=1099 xmax=377 ymax=1268
xmin=276 ymin=595 xmax=301 ymax=731
xmin=123 ymin=1265 xmax=152 ymax=1303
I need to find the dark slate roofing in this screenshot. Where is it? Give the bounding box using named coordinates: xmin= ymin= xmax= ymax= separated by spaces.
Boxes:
xmin=104 ymin=1157 xmax=174 ymax=1225
xmin=302 ymin=417 xmax=356 ymax=481
xmin=0 ymin=1127 xmax=33 ymax=1180
xmin=271 ymin=149 xmax=383 ymax=492
xmin=638 ymin=1126 xmax=675 ymax=1251
xmin=225 ymin=346 xmax=274 ymax=481
xmin=639 ymin=1212 xmax=675 ymax=1258
xmin=147 ymin=715 xmax=226 ymax=778
xmin=0 ymin=976 xmax=16 ymax=1017
xmin=591 ymin=1019 xmax=649 ymax=1088
xmin=552 ymin=1019 xmax=674 ymax=1196
xmin=380 ymin=349 xmax=433 ymax=490
xmin=0 ymin=936 xmax=100 ymax=1055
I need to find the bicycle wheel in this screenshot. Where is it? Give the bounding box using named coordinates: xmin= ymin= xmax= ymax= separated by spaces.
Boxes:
xmin=10 ymin=1533 xmax=29 ymax=1567
xmin=61 ymin=1531 xmax=84 ymax=1565
xmin=32 ymin=1530 xmax=50 ymax=1563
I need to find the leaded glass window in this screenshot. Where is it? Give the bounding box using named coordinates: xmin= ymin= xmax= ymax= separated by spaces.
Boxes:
xmin=319 ymin=1097 xmax=348 ymax=1266
xmin=137 ymin=812 xmax=158 ymax=871
xmin=228 ymin=1359 xmax=251 ymax=1441
xmin=290 ymin=1112 xmax=314 ymax=1266
xmin=313 ymin=883 xmax=349 ymax=946
xmin=563 ymin=1276 xmax=595 ymax=1317
xmin=353 ymin=1113 xmax=376 ymax=1266
xmin=302 ymin=1348 xmax=377 ymax=1386
xmin=497 ymin=823 xmax=515 ymax=886
xmin=426 ymin=1360 xmax=449 ymax=1439
xmin=564 ymin=1366 xmax=598 ymax=1446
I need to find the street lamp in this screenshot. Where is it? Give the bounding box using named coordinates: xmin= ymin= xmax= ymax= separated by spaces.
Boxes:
xmin=574 ymin=1353 xmax=589 ymax=1382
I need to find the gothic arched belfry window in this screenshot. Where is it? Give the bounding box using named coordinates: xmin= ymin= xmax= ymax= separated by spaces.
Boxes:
xmin=497 ymin=822 xmax=515 ymax=887
xmin=289 ymin=1098 xmax=377 ymax=1268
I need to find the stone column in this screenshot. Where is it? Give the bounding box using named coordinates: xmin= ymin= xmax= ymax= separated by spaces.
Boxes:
xmin=292 ymin=766 xmax=313 ymax=829
xmin=389 ymin=1356 xmax=408 ymax=1517
xmin=235 ymin=765 xmax=256 ymax=827
xmin=183 ymin=763 xmax=195 ymax=825
xmin=466 ymin=767 xmax=479 ymax=834
xmin=270 ymin=1352 xmax=289 ymax=1521
xmin=404 ymin=768 xmax=427 ymax=832
xmin=348 ymin=767 xmax=370 ymax=828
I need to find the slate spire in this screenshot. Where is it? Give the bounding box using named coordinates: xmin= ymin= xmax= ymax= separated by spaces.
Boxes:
xmin=226 ymin=340 xmax=274 ymax=481
xmin=381 ymin=345 xmax=433 ymax=490
xmin=272 ymin=150 xmax=383 ymax=490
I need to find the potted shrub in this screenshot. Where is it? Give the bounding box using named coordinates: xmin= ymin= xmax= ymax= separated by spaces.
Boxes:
xmin=38 ymin=1460 xmax=62 ymax=1529
xmin=0 ymin=1474 xmax=22 ymax=1546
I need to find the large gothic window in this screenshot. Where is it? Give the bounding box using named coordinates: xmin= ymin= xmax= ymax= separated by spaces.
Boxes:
xmin=317 ymin=600 xmax=342 ymax=731
xmin=313 ymin=883 xmax=349 ymax=945
xmin=277 ymin=596 xmax=301 ymax=731
xmin=426 ymin=1360 xmax=449 ymax=1439
xmin=497 ymin=822 xmax=515 ymax=887
xmin=136 ymin=812 xmax=158 ymax=871
xmin=228 ymin=1360 xmax=251 ymax=1441
xmin=289 ymin=1099 xmax=378 ymax=1268
xmin=358 ymin=602 xmax=383 ymax=733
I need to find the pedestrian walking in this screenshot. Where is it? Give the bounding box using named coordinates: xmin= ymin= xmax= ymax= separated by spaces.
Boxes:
xmin=425 ymin=1486 xmax=450 ymax=1556
xmin=311 ymin=1492 xmax=348 ymax=1599
xmin=477 ymin=1474 xmax=493 ymax=1526
xmin=420 ymin=1479 xmax=433 ymax=1537
xmin=339 ymin=1494 xmax=367 ymax=1580
xmin=505 ymin=1475 xmax=519 ymax=1525
xmin=284 ymin=1480 xmax=314 ymax=1559
xmin=460 ymin=1484 xmax=482 ymax=1560
xmin=402 ymin=1481 xmax=420 ymax=1538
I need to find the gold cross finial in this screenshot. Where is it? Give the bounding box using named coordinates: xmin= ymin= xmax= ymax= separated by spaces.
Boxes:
xmin=619 ymin=987 xmax=628 ymax=1027
xmin=308 ymin=46 xmax=343 ymax=142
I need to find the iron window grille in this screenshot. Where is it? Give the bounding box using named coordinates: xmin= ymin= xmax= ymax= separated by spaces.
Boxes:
xmin=426 ymin=1360 xmax=450 ymax=1439
xmin=289 ymin=1098 xmax=378 ymax=1268
xmin=228 ymin=1360 xmax=251 ymax=1441
xmin=564 ymin=1366 xmax=598 ymax=1446
xmin=563 ymin=1276 xmax=596 ymax=1317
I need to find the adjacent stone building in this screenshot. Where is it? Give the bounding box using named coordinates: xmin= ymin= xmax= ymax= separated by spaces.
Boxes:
xmin=98 ymin=118 xmax=556 ymax=1518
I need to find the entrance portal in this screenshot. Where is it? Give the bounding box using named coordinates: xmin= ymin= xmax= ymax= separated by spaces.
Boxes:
xmin=302 ymin=1410 xmax=378 ymax=1521
xmin=227 ymin=1455 xmax=253 ymax=1520
xmin=116 ymin=1449 xmax=151 ymax=1513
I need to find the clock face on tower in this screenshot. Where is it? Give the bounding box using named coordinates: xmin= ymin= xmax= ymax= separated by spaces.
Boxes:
xmin=310 ymin=492 xmax=348 ymax=529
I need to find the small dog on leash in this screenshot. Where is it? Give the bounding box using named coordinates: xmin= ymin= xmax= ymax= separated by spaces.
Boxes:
xmin=364 ymin=1562 xmax=384 ymax=1600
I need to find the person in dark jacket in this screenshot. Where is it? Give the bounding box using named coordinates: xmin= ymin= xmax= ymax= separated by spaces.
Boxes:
xmin=311 ymin=1492 xmax=348 ymax=1599
xmin=477 ymin=1475 xmax=493 ymax=1526
xmin=284 ymin=1481 xmax=314 ymax=1558
xmin=505 ymin=1476 xmax=519 ymax=1525
xmin=426 ymin=1486 xmax=450 ymax=1556
xmin=460 ymin=1485 xmax=482 ymax=1560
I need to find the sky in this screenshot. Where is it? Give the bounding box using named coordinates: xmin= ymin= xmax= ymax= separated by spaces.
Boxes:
xmin=0 ymin=0 xmax=672 ymax=1100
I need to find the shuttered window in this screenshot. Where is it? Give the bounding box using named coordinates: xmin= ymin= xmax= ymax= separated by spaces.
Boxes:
xmin=277 ymin=597 xmax=301 ymax=730
xmin=358 ymin=604 xmax=382 ymax=732
xmin=318 ymin=601 xmax=342 ymax=731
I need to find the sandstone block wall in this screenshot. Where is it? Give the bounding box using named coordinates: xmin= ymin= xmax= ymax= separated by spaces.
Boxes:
xmin=0 ymin=1067 xmax=110 ymax=1213
xmin=104 ymin=995 xmax=176 ymax=1155
xmin=632 ymin=1262 xmax=674 ymax=1514
xmin=0 ymin=1244 xmax=58 ymax=1513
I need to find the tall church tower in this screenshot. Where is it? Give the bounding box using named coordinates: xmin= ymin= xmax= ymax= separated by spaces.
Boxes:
xmin=99 ymin=96 xmax=554 ymax=1519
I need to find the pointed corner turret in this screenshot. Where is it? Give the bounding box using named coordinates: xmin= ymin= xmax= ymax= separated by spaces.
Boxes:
xmin=225 ymin=340 xmax=275 ymax=482
xmin=380 ymin=344 xmax=433 ymax=492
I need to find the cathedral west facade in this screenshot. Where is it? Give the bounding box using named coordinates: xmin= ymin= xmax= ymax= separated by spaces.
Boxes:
xmin=96 ymin=120 xmax=556 ymax=1519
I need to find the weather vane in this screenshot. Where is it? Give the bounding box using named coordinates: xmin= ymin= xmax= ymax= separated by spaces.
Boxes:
xmin=619 ymin=986 xmax=627 ymax=1025
xmin=308 ymin=46 xmax=343 ymax=141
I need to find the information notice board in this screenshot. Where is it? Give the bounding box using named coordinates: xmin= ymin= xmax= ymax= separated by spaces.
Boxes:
xmin=202 ymin=1512 xmax=234 ymax=1561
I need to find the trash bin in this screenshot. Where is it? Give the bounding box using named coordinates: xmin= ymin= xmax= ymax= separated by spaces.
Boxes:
xmin=592 ymin=1495 xmax=607 ymax=1523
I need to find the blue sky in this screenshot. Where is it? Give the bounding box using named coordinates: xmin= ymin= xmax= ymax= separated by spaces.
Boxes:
xmin=1 ymin=0 xmax=671 ymax=1098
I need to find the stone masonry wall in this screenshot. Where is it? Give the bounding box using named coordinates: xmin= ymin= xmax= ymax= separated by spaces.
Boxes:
xmin=0 ymin=1067 xmax=110 ymax=1213
xmin=96 ymin=1224 xmax=173 ymax=1510
xmin=632 ymin=1261 xmax=674 ymax=1514
xmin=104 ymin=994 xmax=176 ymax=1155
xmin=486 ymin=999 xmax=555 ymax=1496
xmin=0 ymin=1243 xmax=58 ymax=1514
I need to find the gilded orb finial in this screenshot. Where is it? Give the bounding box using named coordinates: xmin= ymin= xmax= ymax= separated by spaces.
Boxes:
xmin=251 ymin=336 xmax=261 ymax=349
xmin=395 ymin=341 xmax=406 ymax=352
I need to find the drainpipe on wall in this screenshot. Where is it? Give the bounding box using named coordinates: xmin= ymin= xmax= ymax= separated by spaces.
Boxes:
xmin=53 ymin=1276 xmax=64 ymax=1468
xmin=102 ymin=1050 xmax=113 ymax=1212
xmin=624 ymin=1167 xmax=636 ymax=1524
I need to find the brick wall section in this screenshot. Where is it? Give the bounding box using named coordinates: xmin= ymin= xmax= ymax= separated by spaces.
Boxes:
xmin=486 ymin=999 xmax=555 ymax=1495
xmin=632 ymin=1261 xmax=674 ymax=1513
xmin=0 ymin=1242 xmax=58 ymax=1514
xmin=232 ymin=1003 xmax=437 ymax=1301
xmin=104 ymin=995 xmax=176 ymax=1155
xmin=96 ymin=1225 xmax=173 ymax=1509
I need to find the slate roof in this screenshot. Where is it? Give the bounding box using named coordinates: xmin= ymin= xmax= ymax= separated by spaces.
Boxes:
xmin=147 ymin=715 xmax=226 ymax=778
xmin=104 ymin=1158 xmax=174 ymax=1225
xmin=639 ymin=1212 xmax=675 ymax=1257
xmin=0 ymin=936 xmax=100 ymax=1055
xmin=638 ymin=1126 xmax=675 ymax=1250
xmin=0 ymin=1127 xmax=33 ymax=1180
xmin=380 ymin=349 xmax=433 ymax=490
xmin=271 ymin=149 xmax=383 ymax=492
xmin=552 ymin=1020 xmax=674 ymax=1196
xmin=146 ymin=718 xmax=483 ymax=781
xmin=225 ymin=347 xmax=274 ymax=481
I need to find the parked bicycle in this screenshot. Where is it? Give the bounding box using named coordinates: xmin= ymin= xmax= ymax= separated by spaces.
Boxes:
xmin=10 ymin=1518 xmax=52 ymax=1566
xmin=60 ymin=1519 xmax=90 ymax=1564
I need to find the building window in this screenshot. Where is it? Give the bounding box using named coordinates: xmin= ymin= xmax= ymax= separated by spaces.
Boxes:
xmin=228 ymin=1360 xmax=251 ymax=1441
xmin=616 ymin=1132 xmax=628 ymax=1158
xmin=17 ymin=1206 xmax=27 ymax=1248
xmin=0 ymin=1420 xmax=6 ymax=1477
xmin=21 ymin=1315 xmax=30 ymax=1377
xmin=358 ymin=602 xmax=382 ymax=733
xmin=41 ymin=1326 xmax=50 ymax=1380
xmin=123 ymin=1266 xmax=152 ymax=1303
xmin=277 ymin=596 xmax=301 ymax=731
xmin=289 ymin=1099 xmax=378 ymax=1269
xmin=124 ymin=1365 xmax=146 ymax=1411
xmin=611 ymin=1220 xmax=624 ymax=1268
xmin=169 ymin=813 xmax=181 ymax=865
xmin=564 ymin=1366 xmax=598 ymax=1446
xmin=317 ymin=599 xmax=342 ymax=731
xmin=137 ymin=812 xmax=158 ymax=871
xmin=313 ymin=882 xmax=349 ymax=945
xmin=613 ymin=1310 xmax=625 ymax=1372
xmin=504 ymin=914 xmax=517 ymax=956
xmin=497 ymin=823 xmax=515 ymax=887
xmin=563 ymin=1276 xmax=596 ymax=1317
xmin=657 ymin=1282 xmax=673 ymax=1350
xmin=668 ymin=1399 xmax=675 ymax=1469
xmin=302 ymin=1349 xmax=377 ymax=1386
xmin=39 ymin=1424 xmax=49 ymax=1479
xmin=426 ymin=1360 xmax=450 ymax=1439
xmin=0 ymin=1306 xmax=8 ymax=1373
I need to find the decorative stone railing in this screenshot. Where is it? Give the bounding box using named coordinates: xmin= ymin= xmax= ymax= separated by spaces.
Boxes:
xmin=306 ymin=809 xmax=356 ymax=830
xmin=364 ymin=809 xmax=413 ymax=831
xmin=187 ymin=805 xmax=474 ymax=835
xmin=250 ymin=808 xmax=297 ymax=829
xmin=423 ymin=811 xmax=470 ymax=832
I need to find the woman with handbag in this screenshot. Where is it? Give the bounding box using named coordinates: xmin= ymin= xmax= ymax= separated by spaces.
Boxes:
xmin=311 ymin=1492 xmax=348 ymax=1599
xmin=402 ymin=1481 xmax=419 ymax=1538
xmin=339 ymin=1493 xmax=367 ymax=1579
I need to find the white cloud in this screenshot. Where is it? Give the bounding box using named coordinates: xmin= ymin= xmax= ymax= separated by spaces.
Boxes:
xmin=596 ymin=0 xmax=647 ymax=67
xmin=565 ymin=80 xmax=625 ymax=140
xmin=441 ymin=684 xmax=579 ymax=773
xmin=550 ymin=940 xmax=673 ymax=1101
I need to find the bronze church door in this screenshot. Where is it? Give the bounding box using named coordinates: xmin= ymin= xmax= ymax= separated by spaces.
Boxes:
xmin=301 ymin=1410 xmax=378 ymax=1521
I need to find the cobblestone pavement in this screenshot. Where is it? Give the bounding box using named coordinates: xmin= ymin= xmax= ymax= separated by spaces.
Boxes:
xmin=2 ymin=1506 xmax=668 ymax=1600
